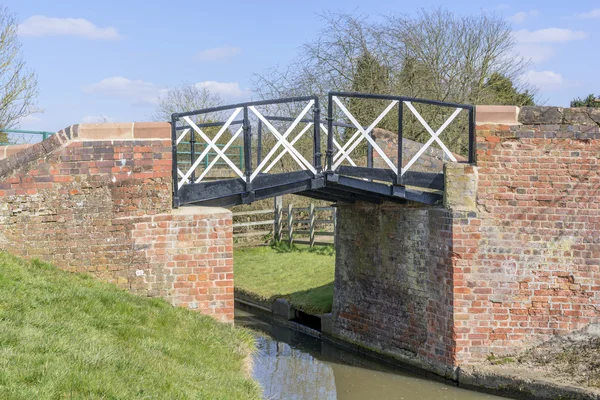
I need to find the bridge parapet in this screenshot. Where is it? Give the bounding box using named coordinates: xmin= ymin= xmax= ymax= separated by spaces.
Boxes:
xmin=0 ymin=122 xmax=234 ymax=321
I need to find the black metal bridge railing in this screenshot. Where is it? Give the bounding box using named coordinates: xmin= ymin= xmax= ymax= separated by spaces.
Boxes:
xmin=171 ymin=91 xmax=475 ymax=207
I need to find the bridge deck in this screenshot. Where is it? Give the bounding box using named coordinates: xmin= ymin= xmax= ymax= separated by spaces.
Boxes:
xmin=172 ymin=92 xmax=474 ymax=208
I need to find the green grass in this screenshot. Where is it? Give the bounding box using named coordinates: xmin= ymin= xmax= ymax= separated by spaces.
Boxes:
xmin=234 ymin=243 xmax=335 ymax=314
xmin=0 ymin=252 xmax=261 ymax=400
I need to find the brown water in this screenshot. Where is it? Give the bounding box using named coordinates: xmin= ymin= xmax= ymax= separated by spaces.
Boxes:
xmin=236 ymin=309 xmax=508 ymax=400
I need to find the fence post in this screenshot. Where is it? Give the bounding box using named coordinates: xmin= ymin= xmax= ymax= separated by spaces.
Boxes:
xmin=273 ymin=196 xmax=282 ymax=242
xmin=287 ymin=203 xmax=294 ymax=245
xmin=309 ymin=203 xmax=315 ymax=247
xmin=332 ymin=207 xmax=337 ymax=248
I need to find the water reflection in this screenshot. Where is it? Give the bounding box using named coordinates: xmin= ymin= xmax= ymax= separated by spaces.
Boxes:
xmin=236 ymin=308 xmax=507 ymax=400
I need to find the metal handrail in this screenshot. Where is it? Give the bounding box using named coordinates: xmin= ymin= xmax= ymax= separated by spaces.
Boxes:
xmin=171 ymin=96 xmax=321 ymax=207
xmin=327 ymin=92 xmax=476 ymax=186
xmin=0 ymin=129 xmax=55 ymax=144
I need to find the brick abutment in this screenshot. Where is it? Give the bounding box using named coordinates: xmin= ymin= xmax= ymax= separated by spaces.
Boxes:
xmin=332 ymin=105 xmax=600 ymax=374
xmin=0 ymin=123 xmax=234 ymax=322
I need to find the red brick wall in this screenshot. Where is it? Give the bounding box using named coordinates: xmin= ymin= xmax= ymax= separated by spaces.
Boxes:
xmin=131 ymin=209 xmax=234 ymax=321
xmin=453 ymin=118 xmax=600 ymax=362
xmin=332 ymin=202 xmax=456 ymax=376
xmin=0 ymin=123 xmax=234 ymax=321
xmin=333 ymin=107 xmax=600 ymax=373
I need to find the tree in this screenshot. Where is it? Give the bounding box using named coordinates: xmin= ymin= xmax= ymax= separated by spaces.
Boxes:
xmin=153 ymin=83 xmax=244 ymax=180
xmin=152 ymin=82 xmax=223 ymax=123
xmin=0 ymin=7 xmax=39 ymax=130
xmin=379 ymin=9 xmax=535 ymax=105
xmin=483 ymin=73 xmax=535 ymax=106
xmin=252 ymin=9 xmax=537 ymax=159
xmin=570 ymin=94 xmax=600 ymax=108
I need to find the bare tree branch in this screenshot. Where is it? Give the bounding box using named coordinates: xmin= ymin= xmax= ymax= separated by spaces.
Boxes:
xmin=0 ymin=7 xmax=40 ymax=130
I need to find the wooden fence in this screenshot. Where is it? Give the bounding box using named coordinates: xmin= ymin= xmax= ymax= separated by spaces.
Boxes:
xmin=232 ymin=197 xmax=336 ymax=246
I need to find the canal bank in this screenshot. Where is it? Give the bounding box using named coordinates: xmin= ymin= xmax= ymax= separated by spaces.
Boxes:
xmin=236 ymin=297 xmax=600 ymax=400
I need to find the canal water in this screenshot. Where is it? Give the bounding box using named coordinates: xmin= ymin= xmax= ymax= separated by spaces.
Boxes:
xmin=236 ymin=308 xmax=508 ymax=400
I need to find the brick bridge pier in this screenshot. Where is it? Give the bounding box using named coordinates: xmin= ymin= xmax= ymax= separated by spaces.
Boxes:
xmin=333 ymin=106 xmax=600 ymax=376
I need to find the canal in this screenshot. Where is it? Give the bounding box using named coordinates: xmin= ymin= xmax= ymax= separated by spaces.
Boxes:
xmin=236 ymin=308 xmax=508 ymax=400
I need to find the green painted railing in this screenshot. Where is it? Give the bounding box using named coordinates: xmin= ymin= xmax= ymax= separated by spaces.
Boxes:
xmin=177 ymin=142 xmax=244 ymax=169
xmin=0 ymin=129 xmax=55 ymax=144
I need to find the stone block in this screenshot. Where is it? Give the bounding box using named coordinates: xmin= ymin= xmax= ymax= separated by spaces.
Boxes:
xmin=78 ymin=123 xmax=134 ymax=140
xmin=476 ymin=105 xmax=520 ymax=125
xmin=272 ymin=298 xmax=295 ymax=320
xmin=444 ymin=163 xmax=478 ymax=211
xmin=320 ymin=313 xmax=333 ymax=335
xmin=133 ymin=122 xmax=171 ymax=139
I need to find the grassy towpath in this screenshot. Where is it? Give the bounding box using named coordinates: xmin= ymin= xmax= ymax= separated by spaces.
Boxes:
xmin=234 ymin=243 xmax=336 ymax=314
xmin=0 ymin=253 xmax=261 ymax=400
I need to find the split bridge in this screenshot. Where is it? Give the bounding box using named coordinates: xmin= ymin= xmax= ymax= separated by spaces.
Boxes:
xmin=171 ymin=92 xmax=475 ymax=208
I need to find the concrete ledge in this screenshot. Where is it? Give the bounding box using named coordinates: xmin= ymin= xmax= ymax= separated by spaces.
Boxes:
xmin=77 ymin=122 xmax=171 ymax=140
xmin=0 ymin=144 xmax=34 ymax=160
xmin=476 ymin=105 xmax=520 ymax=125
xmin=172 ymin=206 xmax=232 ymax=219
xmin=133 ymin=122 xmax=171 ymax=139
xmin=458 ymin=365 xmax=600 ymax=400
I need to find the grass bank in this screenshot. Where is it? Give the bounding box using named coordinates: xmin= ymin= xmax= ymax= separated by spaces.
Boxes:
xmin=234 ymin=243 xmax=335 ymax=314
xmin=0 ymin=253 xmax=261 ymax=400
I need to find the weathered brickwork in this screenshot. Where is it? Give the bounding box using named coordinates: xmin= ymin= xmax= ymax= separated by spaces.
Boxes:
xmin=455 ymin=115 xmax=600 ymax=362
xmin=334 ymin=106 xmax=600 ymax=374
xmin=332 ymin=202 xmax=456 ymax=376
xmin=0 ymin=123 xmax=234 ymax=321
xmin=130 ymin=208 xmax=234 ymax=322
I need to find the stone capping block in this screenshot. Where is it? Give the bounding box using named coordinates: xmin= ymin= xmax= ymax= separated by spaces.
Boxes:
xmin=0 ymin=144 xmax=33 ymax=160
xmin=133 ymin=122 xmax=171 ymax=139
xmin=76 ymin=122 xmax=171 ymax=140
xmin=477 ymin=105 xmax=600 ymax=126
xmin=444 ymin=162 xmax=478 ymax=212
xmin=77 ymin=123 xmax=134 ymax=140
xmin=171 ymin=206 xmax=232 ymax=218
xmin=475 ymin=105 xmax=520 ymax=125
xmin=519 ymin=106 xmax=600 ymax=125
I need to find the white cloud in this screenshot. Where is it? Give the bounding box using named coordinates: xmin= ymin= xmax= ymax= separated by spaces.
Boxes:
xmin=81 ymin=115 xmax=116 ymax=123
xmin=195 ymin=81 xmax=250 ymax=101
xmin=576 ymin=8 xmax=600 ymax=19
xmin=524 ymin=70 xmax=564 ymax=89
xmin=508 ymin=10 xmax=540 ymax=24
xmin=18 ymin=115 xmax=42 ymax=129
xmin=18 ymin=16 xmax=120 ymax=40
xmin=83 ymin=77 xmax=166 ymax=105
xmin=196 ymin=46 xmax=241 ymax=61
xmin=514 ymin=44 xmax=555 ymax=63
xmin=513 ymin=28 xmax=587 ymax=43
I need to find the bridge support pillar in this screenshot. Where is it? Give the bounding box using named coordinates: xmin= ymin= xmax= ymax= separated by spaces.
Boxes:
xmin=129 ymin=207 xmax=234 ymax=322
xmin=333 ymin=106 xmax=600 ymax=380
xmin=332 ymin=200 xmax=466 ymax=378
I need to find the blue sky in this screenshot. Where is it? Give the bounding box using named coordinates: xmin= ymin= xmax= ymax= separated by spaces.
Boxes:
xmin=7 ymin=0 xmax=600 ymax=132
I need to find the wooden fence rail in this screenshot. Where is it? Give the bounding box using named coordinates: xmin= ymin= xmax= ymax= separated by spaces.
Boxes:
xmin=232 ymin=196 xmax=336 ymax=246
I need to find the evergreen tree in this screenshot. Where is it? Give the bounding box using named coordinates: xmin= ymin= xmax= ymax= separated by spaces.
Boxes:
xmin=570 ymin=94 xmax=600 ymax=108
xmin=483 ymin=73 xmax=535 ymax=106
